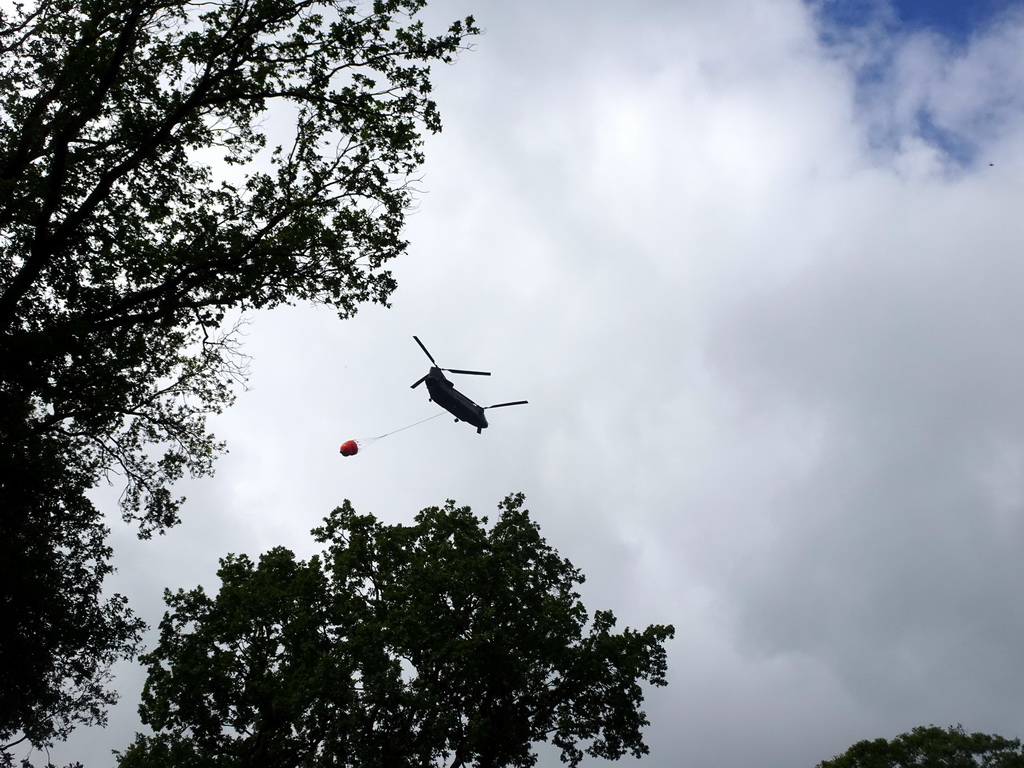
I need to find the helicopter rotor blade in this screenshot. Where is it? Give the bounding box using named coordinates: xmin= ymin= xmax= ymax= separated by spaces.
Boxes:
xmin=410 ymin=376 xmax=427 ymax=389
xmin=412 ymin=336 xmax=437 ymax=366
xmin=484 ymin=400 xmax=529 ymax=409
xmin=444 ymin=368 xmax=491 ymax=377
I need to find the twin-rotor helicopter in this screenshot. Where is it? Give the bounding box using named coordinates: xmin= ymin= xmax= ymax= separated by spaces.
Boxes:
xmin=339 ymin=336 xmax=528 ymax=456
xmin=410 ymin=336 xmax=528 ymax=433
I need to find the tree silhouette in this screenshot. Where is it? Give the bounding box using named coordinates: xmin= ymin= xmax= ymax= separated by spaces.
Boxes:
xmin=0 ymin=0 xmax=476 ymax=753
xmin=119 ymin=495 xmax=675 ymax=768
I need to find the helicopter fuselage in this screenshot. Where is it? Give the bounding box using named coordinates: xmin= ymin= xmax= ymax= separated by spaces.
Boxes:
xmin=423 ymin=368 xmax=489 ymax=432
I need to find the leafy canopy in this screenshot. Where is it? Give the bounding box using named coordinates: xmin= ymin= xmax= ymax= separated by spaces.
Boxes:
xmin=818 ymin=725 xmax=1024 ymax=768
xmin=0 ymin=0 xmax=477 ymax=534
xmin=118 ymin=494 xmax=676 ymax=768
xmin=0 ymin=0 xmax=476 ymax=756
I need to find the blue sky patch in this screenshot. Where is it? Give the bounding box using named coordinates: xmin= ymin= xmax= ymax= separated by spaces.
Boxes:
xmin=812 ymin=0 xmax=1021 ymax=168
xmin=815 ymin=0 xmax=1022 ymax=44
xmin=915 ymin=107 xmax=976 ymax=165
xmin=890 ymin=0 xmax=1019 ymax=43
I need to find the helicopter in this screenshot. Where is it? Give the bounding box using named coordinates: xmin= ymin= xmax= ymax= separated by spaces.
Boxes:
xmin=410 ymin=336 xmax=528 ymax=433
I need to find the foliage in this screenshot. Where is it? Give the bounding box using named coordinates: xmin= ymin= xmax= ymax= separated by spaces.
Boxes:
xmin=117 ymin=494 xmax=676 ymax=768
xmin=0 ymin=0 xmax=478 ymax=533
xmin=0 ymin=0 xmax=476 ymax=755
xmin=818 ymin=725 xmax=1024 ymax=768
xmin=0 ymin=408 xmax=146 ymax=764
xmin=0 ymin=459 xmax=144 ymax=748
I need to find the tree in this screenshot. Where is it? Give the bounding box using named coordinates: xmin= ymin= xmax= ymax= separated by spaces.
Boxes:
xmin=0 ymin=0 xmax=476 ymax=755
xmin=117 ymin=494 xmax=676 ymax=768
xmin=818 ymin=725 xmax=1024 ymax=768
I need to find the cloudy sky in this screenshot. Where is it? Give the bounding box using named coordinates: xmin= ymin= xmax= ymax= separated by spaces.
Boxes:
xmin=41 ymin=0 xmax=1024 ymax=766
